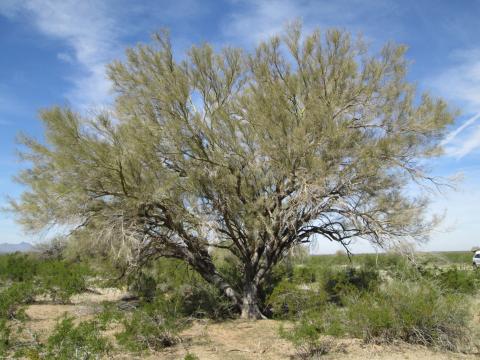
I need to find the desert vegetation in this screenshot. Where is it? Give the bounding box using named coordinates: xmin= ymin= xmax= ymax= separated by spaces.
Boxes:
xmin=2 ymin=24 xmax=478 ymax=359
xmin=0 ymin=249 xmax=479 ymax=359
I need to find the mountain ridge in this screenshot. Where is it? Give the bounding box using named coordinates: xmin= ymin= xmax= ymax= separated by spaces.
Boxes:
xmin=0 ymin=242 xmax=34 ymax=253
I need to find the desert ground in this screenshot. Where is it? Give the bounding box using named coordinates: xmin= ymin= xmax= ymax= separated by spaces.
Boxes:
xmin=16 ymin=285 xmax=480 ymax=359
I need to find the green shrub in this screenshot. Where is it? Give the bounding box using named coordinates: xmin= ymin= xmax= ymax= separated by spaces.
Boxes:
xmin=184 ymin=353 xmax=200 ymax=360
xmin=433 ymin=267 xmax=479 ymax=294
xmin=45 ymin=316 xmax=111 ymax=359
xmin=267 ymin=280 xmax=326 ymax=319
xmin=215 ymin=250 xmax=295 ymax=316
xmin=0 ymin=281 xmax=36 ymax=319
xmin=347 ymin=281 xmax=470 ymax=350
xmin=128 ymin=271 xmax=158 ymax=302
xmin=0 ymin=253 xmax=39 ymax=282
xmin=286 ymin=279 xmax=471 ymax=351
xmin=129 ymin=258 xmax=237 ymax=320
xmin=0 ymin=319 xmax=10 ymax=357
xmin=116 ymin=297 xmax=186 ymax=352
xmin=293 ymin=265 xmax=317 ymax=283
xmin=322 ymin=267 xmax=379 ymax=305
xmin=37 ymin=261 xmax=91 ymax=303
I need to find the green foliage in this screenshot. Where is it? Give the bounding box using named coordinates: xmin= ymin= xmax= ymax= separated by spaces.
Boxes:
xmin=293 ymin=265 xmax=317 ymax=283
xmin=348 ymin=281 xmax=470 ymax=349
xmin=435 ymin=267 xmax=480 ymax=293
xmin=268 ymin=265 xmax=379 ymax=318
xmin=322 ymin=267 xmax=380 ymax=305
xmin=128 ymin=271 xmax=158 ymax=302
xmin=414 ymin=266 xmax=480 ymax=294
xmin=116 ymin=298 xmax=184 ymax=352
xmin=267 ymin=280 xmax=326 ymax=319
xmin=0 ymin=253 xmax=39 ymax=282
xmin=45 ymin=316 xmax=111 ymax=359
xmin=0 ymin=319 xmax=10 ymax=357
xmin=184 ymin=353 xmax=200 ymax=360
xmin=286 ymin=279 xmax=471 ymax=351
xmin=0 ymin=281 xmax=36 ymax=319
xmin=37 ymin=260 xmax=91 ymax=303
xmin=128 ymin=258 xmax=237 ymax=319
xmin=0 ymin=253 xmax=93 ymax=305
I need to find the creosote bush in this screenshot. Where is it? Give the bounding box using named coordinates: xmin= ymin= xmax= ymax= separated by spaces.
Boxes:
xmin=322 ymin=267 xmax=380 ymax=305
xmin=285 ymin=278 xmax=472 ymax=352
xmin=116 ymin=298 xmax=185 ymax=352
xmin=45 ymin=316 xmax=111 ymax=359
xmin=430 ymin=267 xmax=480 ymax=294
xmin=268 ymin=265 xmax=379 ymax=318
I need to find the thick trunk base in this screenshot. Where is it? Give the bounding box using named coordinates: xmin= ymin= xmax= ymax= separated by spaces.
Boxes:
xmin=240 ymin=302 xmax=265 ymax=320
xmin=239 ymin=283 xmax=266 ymax=320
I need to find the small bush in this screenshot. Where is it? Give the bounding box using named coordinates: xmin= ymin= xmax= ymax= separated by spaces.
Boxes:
xmin=348 ymin=280 xmax=470 ymax=350
xmin=37 ymin=261 xmax=91 ymax=303
xmin=293 ymin=265 xmax=317 ymax=283
xmin=0 ymin=253 xmax=39 ymax=282
xmin=0 ymin=282 xmax=36 ymax=319
xmin=130 ymin=258 xmax=237 ymax=320
xmin=322 ymin=267 xmax=379 ymax=305
xmin=45 ymin=316 xmax=111 ymax=359
xmin=433 ymin=267 xmax=479 ymax=294
xmin=128 ymin=271 xmax=158 ymax=302
xmin=286 ymin=279 xmax=471 ymax=352
xmin=267 ymin=280 xmax=326 ymax=319
xmin=184 ymin=353 xmax=200 ymax=360
xmin=116 ymin=298 xmax=185 ymax=352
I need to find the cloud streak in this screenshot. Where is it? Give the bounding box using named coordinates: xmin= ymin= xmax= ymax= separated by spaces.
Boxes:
xmin=431 ymin=50 xmax=480 ymax=158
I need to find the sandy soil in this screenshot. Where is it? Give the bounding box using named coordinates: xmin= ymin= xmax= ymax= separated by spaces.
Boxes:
xmin=17 ymin=288 xmax=480 ymax=360
xmin=21 ymin=287 xmax=125 ymax=341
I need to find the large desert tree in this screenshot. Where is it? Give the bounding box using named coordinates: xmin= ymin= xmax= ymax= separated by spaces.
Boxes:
xmin=11 ymin=25 xmax=454 ymax=318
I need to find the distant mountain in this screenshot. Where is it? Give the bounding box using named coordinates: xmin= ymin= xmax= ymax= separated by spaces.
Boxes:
xmin=0 ymin=242 xmax=35 ymax=254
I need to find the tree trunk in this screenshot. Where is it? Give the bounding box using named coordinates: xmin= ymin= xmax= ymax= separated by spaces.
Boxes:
xmin=185 ymin=250 xmax=242 ymax=309
xmin=240 ymin=282 xmax=265 ymax=320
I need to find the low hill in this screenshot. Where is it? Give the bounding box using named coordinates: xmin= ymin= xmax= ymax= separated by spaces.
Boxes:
xmin=0 ymin=242 xmax=34 ymax=253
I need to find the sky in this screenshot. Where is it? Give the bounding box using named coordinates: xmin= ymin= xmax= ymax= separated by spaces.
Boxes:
xmin=1 ymin=0 xmax=480 ymax=254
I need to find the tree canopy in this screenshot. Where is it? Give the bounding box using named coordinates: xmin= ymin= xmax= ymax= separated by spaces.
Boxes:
xmin=11 ymin=25 xmax=454 ymax=318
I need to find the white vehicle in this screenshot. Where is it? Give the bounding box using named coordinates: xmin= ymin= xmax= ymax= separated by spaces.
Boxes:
xmin=473 ymin=251 xmax=480 ymax=268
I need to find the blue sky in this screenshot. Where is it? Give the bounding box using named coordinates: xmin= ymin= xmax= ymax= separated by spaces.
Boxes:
xmin=1 ymin=0 xmax=480 ymax=253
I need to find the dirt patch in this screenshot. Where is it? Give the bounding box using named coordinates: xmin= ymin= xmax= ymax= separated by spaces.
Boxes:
xmin=16 ymin=288 xmax=480 ymax=359
xmin=21 ymin=287 xmax=125 ymax=341
xmin=153 ymin=319 xmax=296 ymax=360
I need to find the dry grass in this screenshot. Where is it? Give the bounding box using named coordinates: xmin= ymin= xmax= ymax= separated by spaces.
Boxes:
xmin=13 ymin=288 xmax=480 ymax=360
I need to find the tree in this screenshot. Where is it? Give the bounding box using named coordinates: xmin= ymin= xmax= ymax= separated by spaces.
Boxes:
xmin=11 ymin=25 xmax=454 ymax=319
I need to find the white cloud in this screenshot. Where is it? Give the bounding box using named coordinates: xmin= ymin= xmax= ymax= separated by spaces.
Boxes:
xmin=223 ymin=0 xmax=301 ymax=44
xmin=445 ymin=125 xmax=480 ymax=159
xmin=0 ymin=0 xmax=121 ymax=110
xmin=430 ymin=50 xmax=480 ymax=158
xmin=441 ymin=112 xmax=480 ymax=147
xmin=57 ymin=52 xmax=74 ymax=63
xmin=222 ymin=0 xmax=399 ymax=46
xmin=431 ymin=49 xmax=480 ymax=114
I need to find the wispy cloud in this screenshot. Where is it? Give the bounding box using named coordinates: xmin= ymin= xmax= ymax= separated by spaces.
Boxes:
xmin=431 ymin=49 xmax=480 ymax=158
xmin=431 ymin=49 xmax=480 ymax=113
xmin=222 ymin=0 xmax=400 ymax=46
xmin=441 ymin=112 xmax=480 ymax=147
xmin=0 ymin=0 xmax=121 ymax=110
xmin=444 ymin=125 xmax=480 ymax=159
